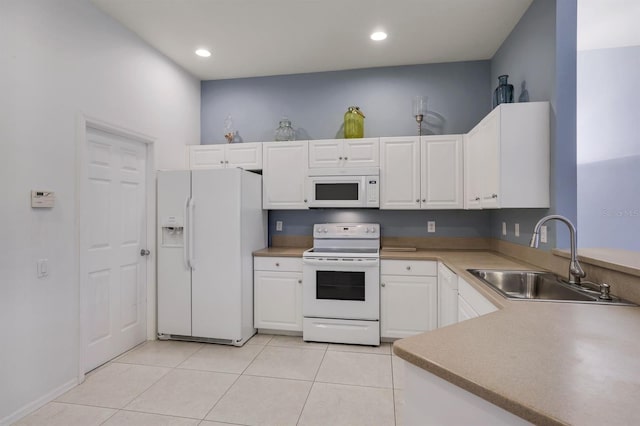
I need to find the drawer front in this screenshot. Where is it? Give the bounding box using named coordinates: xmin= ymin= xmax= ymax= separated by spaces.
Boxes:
xmin=254 ymin=256 xmax=302 ymax=272
xmin=381 ymin=260 xmax=437 ymax=276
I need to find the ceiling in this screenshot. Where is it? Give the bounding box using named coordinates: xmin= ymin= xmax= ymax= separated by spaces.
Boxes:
xmin=92 ymin=0 xmax=533 ymax=81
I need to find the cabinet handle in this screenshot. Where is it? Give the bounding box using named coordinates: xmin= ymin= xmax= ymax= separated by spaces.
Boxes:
xmin=339 ymin=156 xmax=343 ymax=160
xmin=381 ymin=283 xmax=386 ymax=287
xmin=344 ymin=157 xmax=348 ymax=160
xmin=475 ymin=197 xmax=481 ymax=201
xmin=406 ymin=265 xmax=411 ymax=271
xmin=225 ymin=160 xmax=229 ymax=164
xmin=422 ymin=199 xmax=426 ymax=203
xmin=220 ymin=160 xmax=224 ymax=164
xmin=298 ymin=279 xmax=302 ymax=284
xmin=304 ymin=199 xmax=308 ymax=203
xmin=416 ymin=199 xmax=420 ymax=203
xmin=275 ymin=262 xmax=280 ymax=267
xmin=491 ymin=193 xmax=498 ymax=199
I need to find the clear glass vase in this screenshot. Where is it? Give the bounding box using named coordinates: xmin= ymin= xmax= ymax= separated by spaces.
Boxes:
xmin=493 ymin=75 xmax=514 ymax=108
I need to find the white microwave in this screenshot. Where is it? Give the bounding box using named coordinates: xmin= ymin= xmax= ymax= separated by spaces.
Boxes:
xmin=307 ymin=168 xmax=379 ymax=208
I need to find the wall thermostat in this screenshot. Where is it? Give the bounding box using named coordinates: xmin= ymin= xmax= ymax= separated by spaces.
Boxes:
xmin=31 ymin=190 xmax=55 ymax=208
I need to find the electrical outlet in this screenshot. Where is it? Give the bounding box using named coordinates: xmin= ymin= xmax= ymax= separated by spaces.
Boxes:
xmin=37 ymin=259 xmax=48 ymax=278
xmin=540 ymin=225 xmax=548 ymax=243
xmin=502 ymin=222 xmax=507 ymax=236
xmin=515 ymin=223 xmax=520 ymax=237
xmin=275 ymin=221 xmax=283 ymax=231
xmin=427 ymin=221 xmax=436 ymax=233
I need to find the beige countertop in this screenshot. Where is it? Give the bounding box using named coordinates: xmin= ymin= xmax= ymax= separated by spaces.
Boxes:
xmin=253 ymin=247 xmax=309 ymax=257
xmin=255 ymin=246 xmax=640 ymax=425
xmin=388 ymin=250 xmax=640 ymax=426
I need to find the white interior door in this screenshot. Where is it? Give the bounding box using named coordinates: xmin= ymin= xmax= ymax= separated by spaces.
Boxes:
xmin=82 ymin=127 xmax=148 ymax=372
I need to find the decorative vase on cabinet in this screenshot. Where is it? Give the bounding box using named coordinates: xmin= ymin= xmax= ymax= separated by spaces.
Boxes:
xmin=493 ymin=75 xmax=514 ymax=108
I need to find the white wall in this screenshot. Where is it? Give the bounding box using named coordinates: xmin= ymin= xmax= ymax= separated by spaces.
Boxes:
xmin=576 ymin=0 xmax=640 ymax=250
xmin=0 ymin=0 xmax=200 ymax=422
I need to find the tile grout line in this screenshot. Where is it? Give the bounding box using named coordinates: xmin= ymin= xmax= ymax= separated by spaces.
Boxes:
xmin=390 ymin=354 xmax=398 ymax=426
xmin=200 ymin=341 xmax=270 ymax=422
xmin=295 ymin=345 xmax=328 ymax=426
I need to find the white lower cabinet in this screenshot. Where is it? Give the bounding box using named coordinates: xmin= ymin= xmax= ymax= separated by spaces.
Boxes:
xmin=254 ymin=257 xmax=303 ymax=331
xmin=457 ymin=277 xmax=498 ymax=322
xmin=380 ymin=260 xmax=438 ymax=339
xmin=438 ymin=263 xmax=458 ymax=327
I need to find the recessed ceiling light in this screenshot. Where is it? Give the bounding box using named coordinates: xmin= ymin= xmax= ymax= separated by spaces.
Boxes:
xmin=195 ymin=48 xmax=211 ymax=58
xmin=370 ymin=31 xmax=387 ymax=41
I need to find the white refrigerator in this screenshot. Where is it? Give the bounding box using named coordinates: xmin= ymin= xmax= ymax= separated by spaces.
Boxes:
xmin=157 ymin=168 xmax=266 ymax=346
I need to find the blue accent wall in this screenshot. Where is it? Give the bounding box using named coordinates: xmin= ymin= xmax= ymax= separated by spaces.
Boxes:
xmin=577 ymin=45 xmax=640 ymax=251
xmin=488 ymin=0 xmax=577 ymax=250
xmin=201 ymin=61 xmax=491 ymax=144
xmin=199 ymin=3 xmax=569 ymax=247
xmin=268 ymin=210 xmax=492 ymax=246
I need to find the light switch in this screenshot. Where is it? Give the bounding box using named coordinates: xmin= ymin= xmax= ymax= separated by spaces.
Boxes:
xmin=427 ymin=221 xmax=436 ymax=233
xmin=540 ymin=225 xmax=548 ymax=243
xmin=276 ymin=221 xmax=283 ymax=231
xmin=515 ymin=223 xmax=520 ymax=237
xmin=502 ymin=222 xmax=507 ymax=236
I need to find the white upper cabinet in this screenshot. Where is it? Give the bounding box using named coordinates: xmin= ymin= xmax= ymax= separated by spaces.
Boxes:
xmin=380 ymin=136 xmax=463 ymax=210
xmin=420 ymin=135 xmax=464 ymax=209
xmin=262 ymin=141 xmax=309 ymax=209
xmin=188 ymin=142 xmax=262 ymax=170
xmin=308 ymin=138 xmax=379 ymax=169
xmin=464 ymin=102 xmax=550 ymax=209
xmin=380 ymin=137 xmax=421 ymax=209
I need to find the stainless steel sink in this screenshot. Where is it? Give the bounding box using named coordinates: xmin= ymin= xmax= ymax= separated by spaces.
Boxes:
xmin=467 ymin=269 xmax=635 ymax=305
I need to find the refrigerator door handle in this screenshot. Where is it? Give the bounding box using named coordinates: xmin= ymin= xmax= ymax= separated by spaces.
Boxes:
xmin=183 ymin=196 xmax=191 ymax=270
xmin=188 ymin=197 xmax=195 ymax=270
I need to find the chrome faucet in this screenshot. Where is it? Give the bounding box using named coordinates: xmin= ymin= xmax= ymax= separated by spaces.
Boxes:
xmin=530 ymin=215 xmax=586 ymax=285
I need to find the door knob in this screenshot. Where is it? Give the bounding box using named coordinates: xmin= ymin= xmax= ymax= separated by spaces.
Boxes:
xmin=140 ymin=249 xmax=151 ymax=256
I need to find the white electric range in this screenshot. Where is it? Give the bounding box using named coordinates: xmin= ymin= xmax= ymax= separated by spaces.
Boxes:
xmin=302 ymin=223 xmax=380 ymax=346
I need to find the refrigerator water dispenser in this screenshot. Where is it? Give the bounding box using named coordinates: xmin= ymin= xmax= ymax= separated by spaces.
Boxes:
xmin=161 ymin=216 xmax=184 ymax=247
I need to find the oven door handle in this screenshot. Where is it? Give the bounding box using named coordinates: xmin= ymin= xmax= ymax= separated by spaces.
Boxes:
xmin=302 ymin=258 xmax=379 ymax=267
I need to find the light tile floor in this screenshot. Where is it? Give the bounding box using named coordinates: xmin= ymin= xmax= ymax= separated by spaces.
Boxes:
xmin=16 ymin=335 xmax=406 ymax=426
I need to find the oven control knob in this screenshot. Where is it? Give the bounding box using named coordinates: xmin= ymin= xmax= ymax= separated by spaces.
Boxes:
xmin=368 ymin=227 xmax=376 ymax=234
xmin=323 ymin=228 xmax=328 ymax=233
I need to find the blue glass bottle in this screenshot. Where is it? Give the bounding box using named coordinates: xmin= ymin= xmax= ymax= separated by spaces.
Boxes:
xmin=493 ymin=75 xmax=514 ymax=108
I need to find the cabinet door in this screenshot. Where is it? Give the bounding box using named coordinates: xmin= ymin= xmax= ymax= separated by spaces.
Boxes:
xmin=457 ymin=295 xmax=478 ymax=323
xmin=421 ymin=135 xmax=463 ymax=209
xmin=478 ymin=111 xmax=501 ymax=208
xmin=463 ymin=134 xmax=482 ymax=209
xmin=380 ymin=275 xmax=438 ymax=338
xmin=188 ymin=145 xmax=225 ymax=169
xmin=226 ymin=142 xmax=263 ymax=170
xmin=263 ymin=141 xmax=309 ymax=209
xmin=380 ymin=137 xmax=421 ymax=209
xmin=343 ymin=138 xmax=379 ymax=167
xmin=308 ymin=139 xmax=342 ymax=168
xmin=254 ymin=270 xmax=302 ymax=331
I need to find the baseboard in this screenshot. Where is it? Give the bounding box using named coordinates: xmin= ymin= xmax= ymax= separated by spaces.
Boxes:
xmin=0 ymin=378 xmax=78 ymax=426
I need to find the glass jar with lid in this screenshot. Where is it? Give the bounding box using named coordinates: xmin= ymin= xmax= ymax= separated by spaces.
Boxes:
xmin=274 ymin=118 xmax=296 ymax=141
xmin=344 ymin=106 xmax=365 ymax=138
